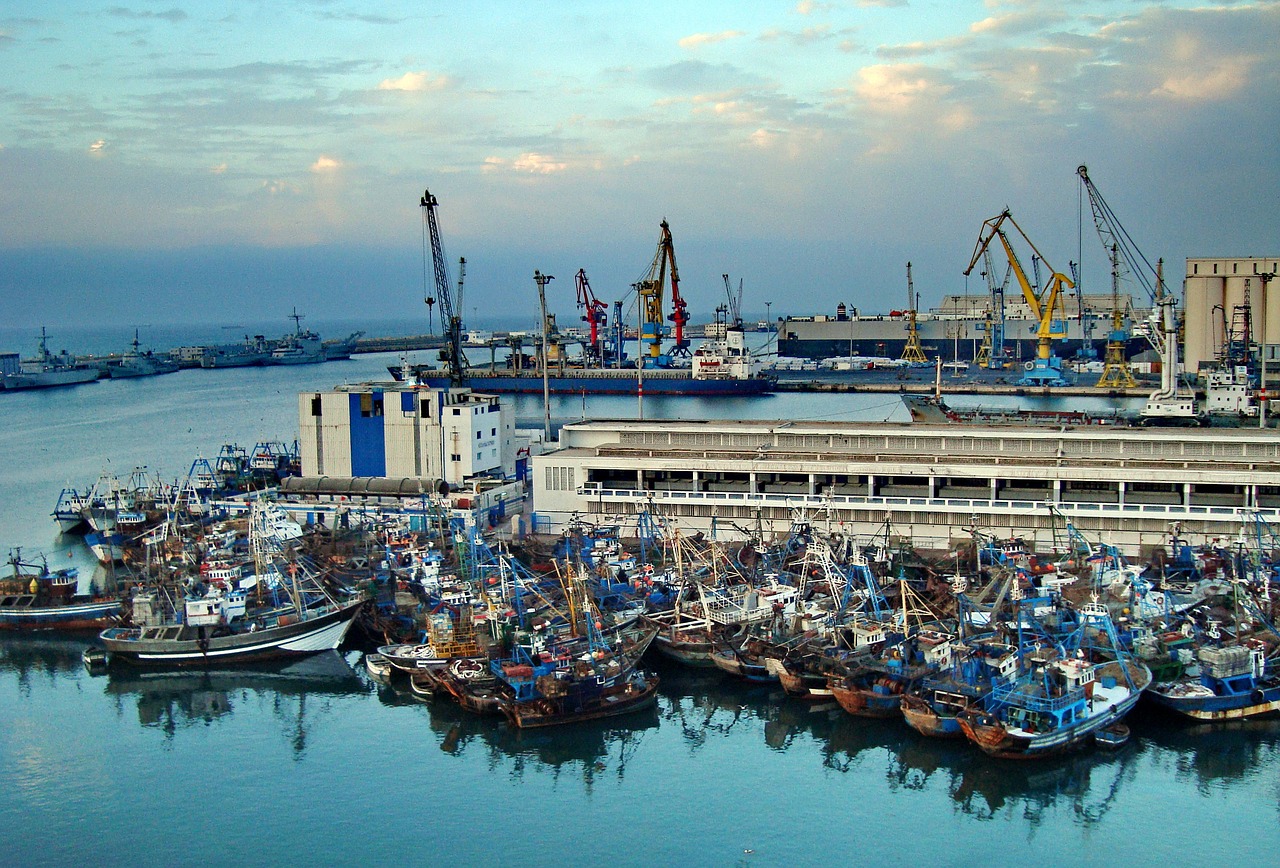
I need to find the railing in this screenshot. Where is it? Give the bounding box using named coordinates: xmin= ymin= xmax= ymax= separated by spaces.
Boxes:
xmin=576 ymin=485 xmax=1274 ymax=522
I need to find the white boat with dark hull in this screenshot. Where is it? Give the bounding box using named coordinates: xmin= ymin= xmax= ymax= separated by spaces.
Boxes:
xmin=99 ymin=595 xmax=364 ymax=666
xmin=98 ymin=500 xmax=366 ymax=666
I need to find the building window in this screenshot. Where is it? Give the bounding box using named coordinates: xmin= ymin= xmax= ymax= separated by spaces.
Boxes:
xmin=311 ymin=395 xmax=322 ymax=416
xmin=453 ymin=408 xmax=461 ymax=416
xmin=476 ymin=431 xmax=482 ymax=440
xmin=491 ymin=428 xmax=496 ymax=436
xmin=451 ymin=453 xmax=461 ymax=462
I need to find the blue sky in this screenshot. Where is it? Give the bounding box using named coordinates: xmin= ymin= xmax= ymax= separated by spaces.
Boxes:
xmin=1 ymin=1 xmax=1276 ymax=331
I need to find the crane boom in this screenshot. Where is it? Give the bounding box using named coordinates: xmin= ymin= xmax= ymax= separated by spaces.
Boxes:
xmin=636 ymin=219 xmax=688 ymax=360
xmin=420 ymin=189 xmax=466 ymax=384
xmin=575 ymin=268 xmax=608 ymax=364
xmin=964 ymin=209 xmax=1074 ymax=386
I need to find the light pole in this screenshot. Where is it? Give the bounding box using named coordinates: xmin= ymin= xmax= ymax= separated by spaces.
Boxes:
xmin=534 ymin=270 xmax=554 ymax=442
xmin=765 ymin=300 xmax=772 ymax=329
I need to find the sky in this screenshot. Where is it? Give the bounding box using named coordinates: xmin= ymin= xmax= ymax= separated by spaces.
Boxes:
xmin=1 ymin=1 xmax=1277 ymax=334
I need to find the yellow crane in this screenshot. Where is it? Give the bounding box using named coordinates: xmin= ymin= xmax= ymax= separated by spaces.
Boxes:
xmin=964 ymin=210 xmax=1074 ymax=387
xmin=900 ymin=262 xmax=928 ymax=364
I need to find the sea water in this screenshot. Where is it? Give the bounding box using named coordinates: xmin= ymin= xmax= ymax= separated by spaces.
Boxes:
xmin=0 ymin=325 xmax=1274 ymax=867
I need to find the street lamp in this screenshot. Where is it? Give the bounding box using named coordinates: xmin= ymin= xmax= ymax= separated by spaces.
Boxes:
xmin=765 ymin=300 xmax=772 ymax=328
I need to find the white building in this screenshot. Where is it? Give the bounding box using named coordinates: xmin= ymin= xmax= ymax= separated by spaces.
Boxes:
xmin=299 ymin=383 xmax=517 ymax=487
xmin=532 ymin=417 xmax=1280 ymax=556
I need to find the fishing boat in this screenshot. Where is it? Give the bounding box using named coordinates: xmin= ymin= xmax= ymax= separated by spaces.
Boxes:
xmin=1146 ymin=640 xmax=1280 ymax=721
xmin=503 ymin=669 xmax=660 ymax=728
xmin=0 ymin=550 xmax=123 ymax=631
xmin=51 ymin=487 xmax=94 ymax=534
xmin=98 ymin=502 xmax=366 ymax=666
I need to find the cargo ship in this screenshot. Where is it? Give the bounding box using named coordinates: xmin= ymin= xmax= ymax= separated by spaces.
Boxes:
xmin=778 ymin=295 xmax=1150 ymax=363
xmin=391 ymin=322 xmax=775 ymax=397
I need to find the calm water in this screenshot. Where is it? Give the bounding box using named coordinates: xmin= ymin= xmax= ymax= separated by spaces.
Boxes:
xmin=1 ymin=324 xmax=1273 ymax=866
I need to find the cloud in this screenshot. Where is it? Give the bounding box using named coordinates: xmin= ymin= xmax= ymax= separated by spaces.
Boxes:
xmin=678 ymin=30 xmax=746 ymax=50
xmin=311 ymin=155 xmax=342 ymax=173
xmin=853 ymin=64 xmax=952 ymax=110
xmin=88 ymin=139 xmax=107 ymax=153
xmin=210 ymin=163 xmax=227 ymax=174
xmin=970 ymin=10 xmax=1065 ymax=37
xmin=376 ymin=71 xmax=451 ymax=92
xmin=260 ymin=179 xmax=289 ymax=195
xmin=795 ymin=1 xmax=833 ymax=14
xmin=105 ymin=7 xmax=187 ymax=23
xmin=483 ymin=153 xmax=567 ymax=174
xmin=759 ymin=25 xmax=834 ymax=47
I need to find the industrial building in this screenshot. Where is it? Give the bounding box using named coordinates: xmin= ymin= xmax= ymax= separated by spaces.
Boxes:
xmin=298 ymin=383 xmax=518 ymax=487
xmin=1183 ymin=256 xmax=1280 ymax=373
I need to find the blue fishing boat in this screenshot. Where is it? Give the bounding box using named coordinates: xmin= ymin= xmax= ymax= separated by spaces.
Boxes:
xmin=1146 ymin=640 xmax=1280 ymax=721
xmin=957 ymin=605 xmax=1152 ymax=759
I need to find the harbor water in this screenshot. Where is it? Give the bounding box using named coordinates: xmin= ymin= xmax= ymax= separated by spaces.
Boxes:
xmin=1 ymin=323 xmax=1276 ymax=866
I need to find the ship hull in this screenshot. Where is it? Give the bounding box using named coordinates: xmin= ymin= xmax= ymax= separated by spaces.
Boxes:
xmin=392 ymin=368 xmax=774 ymax=396
xmin=0 ymin=597 xmax=122 ymax=631
xmin=4 ymin=368 xmax=100 ymax=390
xmin=99 ymin=599 xmax=363 ymax=667
xmin=1145 ymin=683 xmax=1280 ymax=721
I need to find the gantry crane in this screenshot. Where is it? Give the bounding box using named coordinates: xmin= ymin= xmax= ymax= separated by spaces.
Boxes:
xmin=635 ymin=220 xmax=689 ymax=363
xmin=574 ymin=269 xmax=609 ymax=366
xmin=900 ymin=262 xmax=928 ymax=363
xmin=420 ymin=189 xmax=466 ymax=385
xmin=964 ymin=210 xmax=1074 ymax=387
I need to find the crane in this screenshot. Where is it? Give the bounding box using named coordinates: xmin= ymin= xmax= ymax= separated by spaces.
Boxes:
xmin=1076 ymin=165 xmax=1200 ymax=422
xmin=420 ymin=189 xmax=466 ymax=385
xmin=900 ymin=262 xmax=927 ymax=363
xmin=722 ymin=274 xmax=744 ymax=328
xmin=574 ymin=268 xmax=609 ymax=366
xmin=635 ymin=220 xmax=688 ymax=362
xmin=964 ymin=210 xmax=1074 ymax=387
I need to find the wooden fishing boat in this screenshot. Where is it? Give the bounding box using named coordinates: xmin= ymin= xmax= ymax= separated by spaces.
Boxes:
xmin=958 ymin=658 xmax=1151 ymax=759
xmin=0 ymin=551 xmax=122 ymax=632
xmin=503 ymin=670 xmax=660 ymax=728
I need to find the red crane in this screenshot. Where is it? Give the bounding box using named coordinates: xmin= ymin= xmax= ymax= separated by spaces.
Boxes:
xmin=662 ymin=221 xmax=690 ymax=354
xmin=574 ymin=268 xmax=608 ymax=364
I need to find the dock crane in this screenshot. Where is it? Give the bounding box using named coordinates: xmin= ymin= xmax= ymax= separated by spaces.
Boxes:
xmin=1076 ymin=165 xmax=1201 ymax=422
xmin=964 ymin=210 xmax=1074 ymax=387
xmin=420 ymin=189 xmax=466 ymax=386
xmin=974 ymin=249 xmax=1010 ymax=369
xmin=900 ymin=262 xmax=928 ymax=363
xmin=635 ymin=220 xmax=689 ymax=363
xmin=574 ymin=269 xmax=609 ymax=366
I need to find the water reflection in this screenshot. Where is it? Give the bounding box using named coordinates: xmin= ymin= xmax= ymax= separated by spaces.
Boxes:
xmin=101 ymin=651 xmax=368 ymax=754
xmin=374 ymin=670 xmax=660 ymax=788
xmin=0 ymin=633 xmax=89 ymax=693
xmin=4 ymin=633 xmax=1278 ymax=826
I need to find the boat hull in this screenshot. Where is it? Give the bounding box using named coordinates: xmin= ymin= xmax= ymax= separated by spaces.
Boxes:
xmin=900 ymin=693 xmax=966 ymax=739
xmin=394 ymin=368 xmax=774 ymax=396
xmin=0 ymin=597 xmax=121 ymax=631
xmin=503 ymin=675 xmax=660 ymax=728
xmin=1145 ymin=682 xmax=1280 ymax=721
xmin=830 ymin=679 xmax=904 ymax=719
xmin=99 ymin=599 xmax=364 ymax=667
